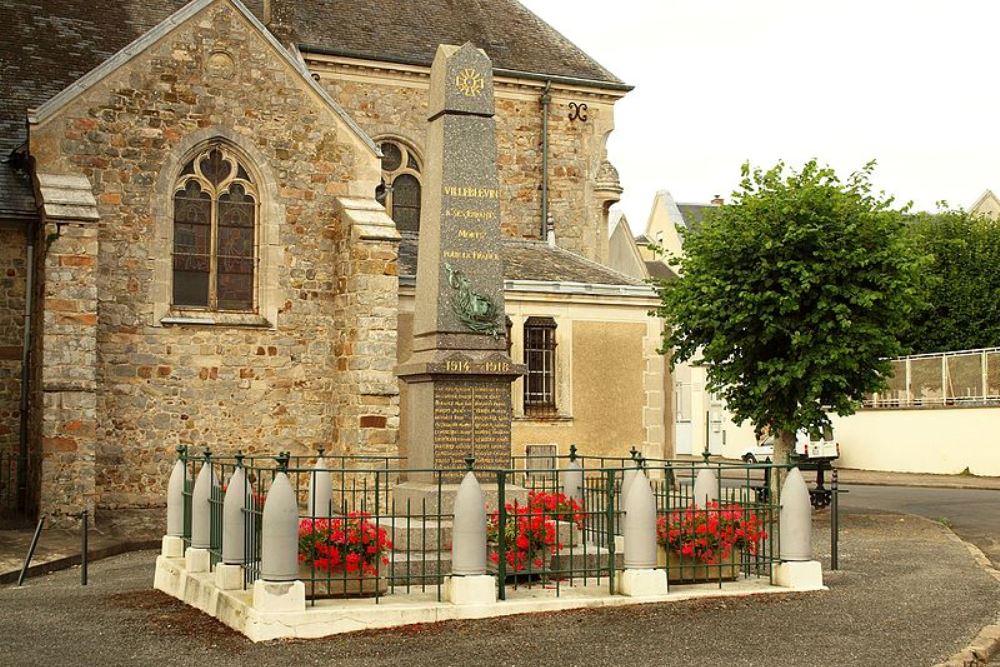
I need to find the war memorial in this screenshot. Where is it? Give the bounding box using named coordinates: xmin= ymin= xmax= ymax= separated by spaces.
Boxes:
xmin=151 ymin=42 xmax=823 ymax=642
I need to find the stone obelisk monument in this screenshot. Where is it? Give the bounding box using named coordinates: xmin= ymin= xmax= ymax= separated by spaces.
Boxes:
xmin=396 ymin=43 xmax=524 ymax=486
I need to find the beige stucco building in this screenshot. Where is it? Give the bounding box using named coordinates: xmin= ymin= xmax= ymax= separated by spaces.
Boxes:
xmin=0 ymin=0 xmax=668 ymax=526
xmin=609 ymin=190 xmax=756 ymax=458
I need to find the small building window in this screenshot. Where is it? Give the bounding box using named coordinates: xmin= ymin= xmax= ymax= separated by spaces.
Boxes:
xmin=524 ymin=443 xmax=558 ymax=481
xmin=375 ymin=140 xmax=421 ymax=232
xmin=524 ymin=316 xmax=557 ymax=416
xmin=172 ymin=144 xmax=257 ymax=311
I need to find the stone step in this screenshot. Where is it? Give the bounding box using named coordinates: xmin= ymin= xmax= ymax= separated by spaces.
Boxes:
xmin=384 ymin=550 xmax=453 ymax=584
xmin=392 ymin=481 xmax=529 ymax=515
xmin=378 ymin=517 xmax=452 ymax=552
xmin=550 ymin=546 xmax=623 ymax=572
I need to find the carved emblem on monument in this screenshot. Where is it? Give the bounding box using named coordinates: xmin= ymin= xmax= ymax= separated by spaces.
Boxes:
xmin=445 ymin=263 xmax=501 ymax=337
xmin=455 ymin=68 xmax=485 ymax=97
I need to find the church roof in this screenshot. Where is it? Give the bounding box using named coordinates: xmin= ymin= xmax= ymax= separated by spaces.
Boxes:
xmin=398 ymin=231 xmax=646 ymax=287
xmin=0 ymin=0 xmax=625 ymax=217
xmin=285 ymin=1 xmax=626 ymax=87
xmin=644 ymin=260 xmax=678 ymax=282
xmin=676 ymin=203 xmax=711 ymax=230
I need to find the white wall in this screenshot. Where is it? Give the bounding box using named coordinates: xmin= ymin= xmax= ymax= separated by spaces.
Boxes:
xmin=832 ymin=407 xmax=1000 ymax=476
xmin=672 ymin=361 xmax=756 ymax=458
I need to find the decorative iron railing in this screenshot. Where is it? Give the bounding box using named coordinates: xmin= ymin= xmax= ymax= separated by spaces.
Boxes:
xmin=172 ymin=446 xmax=789 ymax=604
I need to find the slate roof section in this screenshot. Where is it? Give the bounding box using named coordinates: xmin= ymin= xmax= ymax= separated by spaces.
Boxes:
xmin=288 ymin=0 xmax=626 ymax=86
xmin=644 ymin=260 xmax=677 ymax=282
xmin=0 ymin=0 xmax=196 ymax=215
xmin=398 ymin=232 xmax=645 ymax=286
xmin=677 ymin=203 xmax=711 ymax=231
xmin=0 ymin=161 xmax=35 ymax=218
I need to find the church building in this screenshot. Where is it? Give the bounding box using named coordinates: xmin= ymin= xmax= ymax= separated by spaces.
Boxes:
xmin=0 ymin=0 xmax=669 ymax=527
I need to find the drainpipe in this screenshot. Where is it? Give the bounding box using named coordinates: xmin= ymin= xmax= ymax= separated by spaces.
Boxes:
xmin=17 ymin=220 xmax=34 ymax=514
xmin=540 ymin=80 xmax=551 ymax=240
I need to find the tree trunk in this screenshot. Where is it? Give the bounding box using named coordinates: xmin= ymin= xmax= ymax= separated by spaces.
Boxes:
xmin=770 ymin=428 xmax=796 ymax=506
xmin=769 ymin=428 xmax=797 ymax=554
xmin=773 ymin=429 xmax=796 ymax=466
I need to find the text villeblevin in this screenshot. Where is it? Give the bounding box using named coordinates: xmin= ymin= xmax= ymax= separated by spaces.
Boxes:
xmin=443 ymin=185 xmax=500 ymax=199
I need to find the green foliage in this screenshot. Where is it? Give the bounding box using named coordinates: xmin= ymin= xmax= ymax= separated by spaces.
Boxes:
xmin=901 ymin=209 xmax=1000 ymax=354
xmin=653 ymin=160 xmax=926 ymax=438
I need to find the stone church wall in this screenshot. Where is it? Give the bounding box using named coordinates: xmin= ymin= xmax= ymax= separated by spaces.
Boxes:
xmin=311 ymin=62 xmax=622 ymax=263
xmin=27 ymin=2 xmax=397 ymax=522
xmin=0 ymin=226 xmax=26 ymax=462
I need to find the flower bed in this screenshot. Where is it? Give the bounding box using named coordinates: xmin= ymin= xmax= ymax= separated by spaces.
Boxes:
xmin=298 ymin=513 xmax=392 ymax=598
xmin=656 ymin=501 xmax=766 ymax=583
xmin=487 ymin=491 xmax=583 ymax=576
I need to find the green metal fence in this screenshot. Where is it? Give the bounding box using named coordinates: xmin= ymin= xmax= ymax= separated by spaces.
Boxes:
xmin=175 ymin=448 xmax=788 ymax=604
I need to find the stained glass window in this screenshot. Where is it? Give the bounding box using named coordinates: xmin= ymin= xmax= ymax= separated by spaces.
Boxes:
xmin=172 ymin=144 xmax=258 ymax=312
xmin=376 ymin=140 xmax=421 ymax=232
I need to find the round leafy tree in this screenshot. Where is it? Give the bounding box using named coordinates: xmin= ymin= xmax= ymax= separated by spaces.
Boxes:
xmin=903 ymin=208 xmax=1000 ymax=354
xmin=654 ymin=160 xmax=926 ymax=463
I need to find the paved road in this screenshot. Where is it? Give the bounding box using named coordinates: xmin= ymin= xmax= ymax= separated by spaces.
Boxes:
xmin=1 ymin=513 xmax=998 ymax=666
xmin=841 ymin=484 xmax=1000 ymax=569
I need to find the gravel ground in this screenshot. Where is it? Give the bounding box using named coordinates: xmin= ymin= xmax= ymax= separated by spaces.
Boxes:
xmin=0 ymin=512 xmax=996 ymax=667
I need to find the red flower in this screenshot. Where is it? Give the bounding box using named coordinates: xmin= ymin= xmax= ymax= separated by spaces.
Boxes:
xmin=298 ymin=513 xmax=391 ymax=575
xmin=656 ymin=501 xmax=767 ymax=564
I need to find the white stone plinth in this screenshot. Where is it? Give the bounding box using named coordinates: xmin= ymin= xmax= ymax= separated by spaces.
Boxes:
xmin=618 ymin=568 xmax=669 ymax=597
xmin=215 ymin=563 xmax=243 ymax=591
xmin=161 ymin=535 xmax=184 ymax=558
xmin=774 ymin=560 xmax=825 ymax=590
xmin=185 ymin=547 xmax=210 ymax=573
xmin=445 ymin=574 xmax=497 ymax=605
xmin=253 ymin=579 xmax=306 ymax=613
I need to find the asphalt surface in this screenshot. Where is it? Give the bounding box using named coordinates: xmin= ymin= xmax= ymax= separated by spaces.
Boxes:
xmin=1 ymin=513 xmax=997 ymax=667
xmin=841 ymin=484 xmax=1000 ymax=569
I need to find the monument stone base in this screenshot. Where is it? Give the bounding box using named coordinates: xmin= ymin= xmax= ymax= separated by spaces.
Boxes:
xmin=253 ymin=580 xmax=306 ymax=613
xmin=215 ymin=563 xmax=243 ymax=591
xmin=161 ymin=535 xmax=184 ymax=558
xmin=774 ymin=560 xmax=825 ymax=590
xmin=393 ymin=481 xmax=528 ymax=515
xmin=445 ymin=574 xmax=497 ymax=605
xmin=618 ymin=568 xmax=669 ymax=597
xmin=185 ymin=547 xmax=210 ymax=573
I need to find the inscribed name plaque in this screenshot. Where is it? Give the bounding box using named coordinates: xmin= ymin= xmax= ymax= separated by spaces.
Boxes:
xmin=433 ymin=378 xmax=511 ymax=471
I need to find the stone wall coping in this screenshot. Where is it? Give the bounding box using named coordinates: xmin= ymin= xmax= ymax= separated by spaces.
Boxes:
xmin=336 ymin=196 xmax=400 ymax=242
xmin=33 ymin=172 xmax=99 ymax=222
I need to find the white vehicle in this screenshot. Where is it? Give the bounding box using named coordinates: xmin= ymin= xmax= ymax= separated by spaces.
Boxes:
xmin=739 ymin=427 xmax=839 ymax=463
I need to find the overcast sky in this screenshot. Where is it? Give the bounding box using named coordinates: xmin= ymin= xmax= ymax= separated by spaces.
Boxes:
xmin=522 ymin=0 xmax=1000 ymax=234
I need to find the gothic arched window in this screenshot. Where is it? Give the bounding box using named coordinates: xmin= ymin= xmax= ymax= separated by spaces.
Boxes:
xmin=375 ymin=140 xmax=421 ymax=232
xmin=172 ymin=145 xmax=258 ymax=311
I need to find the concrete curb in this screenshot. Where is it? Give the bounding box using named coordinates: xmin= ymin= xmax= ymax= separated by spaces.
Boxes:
xmin=0 ymin=539 xmax=160 ymax=586
xmin=838 ymin=478 xmax=1000 ymax=492
xmin=932 ymin=522 xmax=1000 ymax=667
xmin=673 ymin=457 xmax=1000 ymax=491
